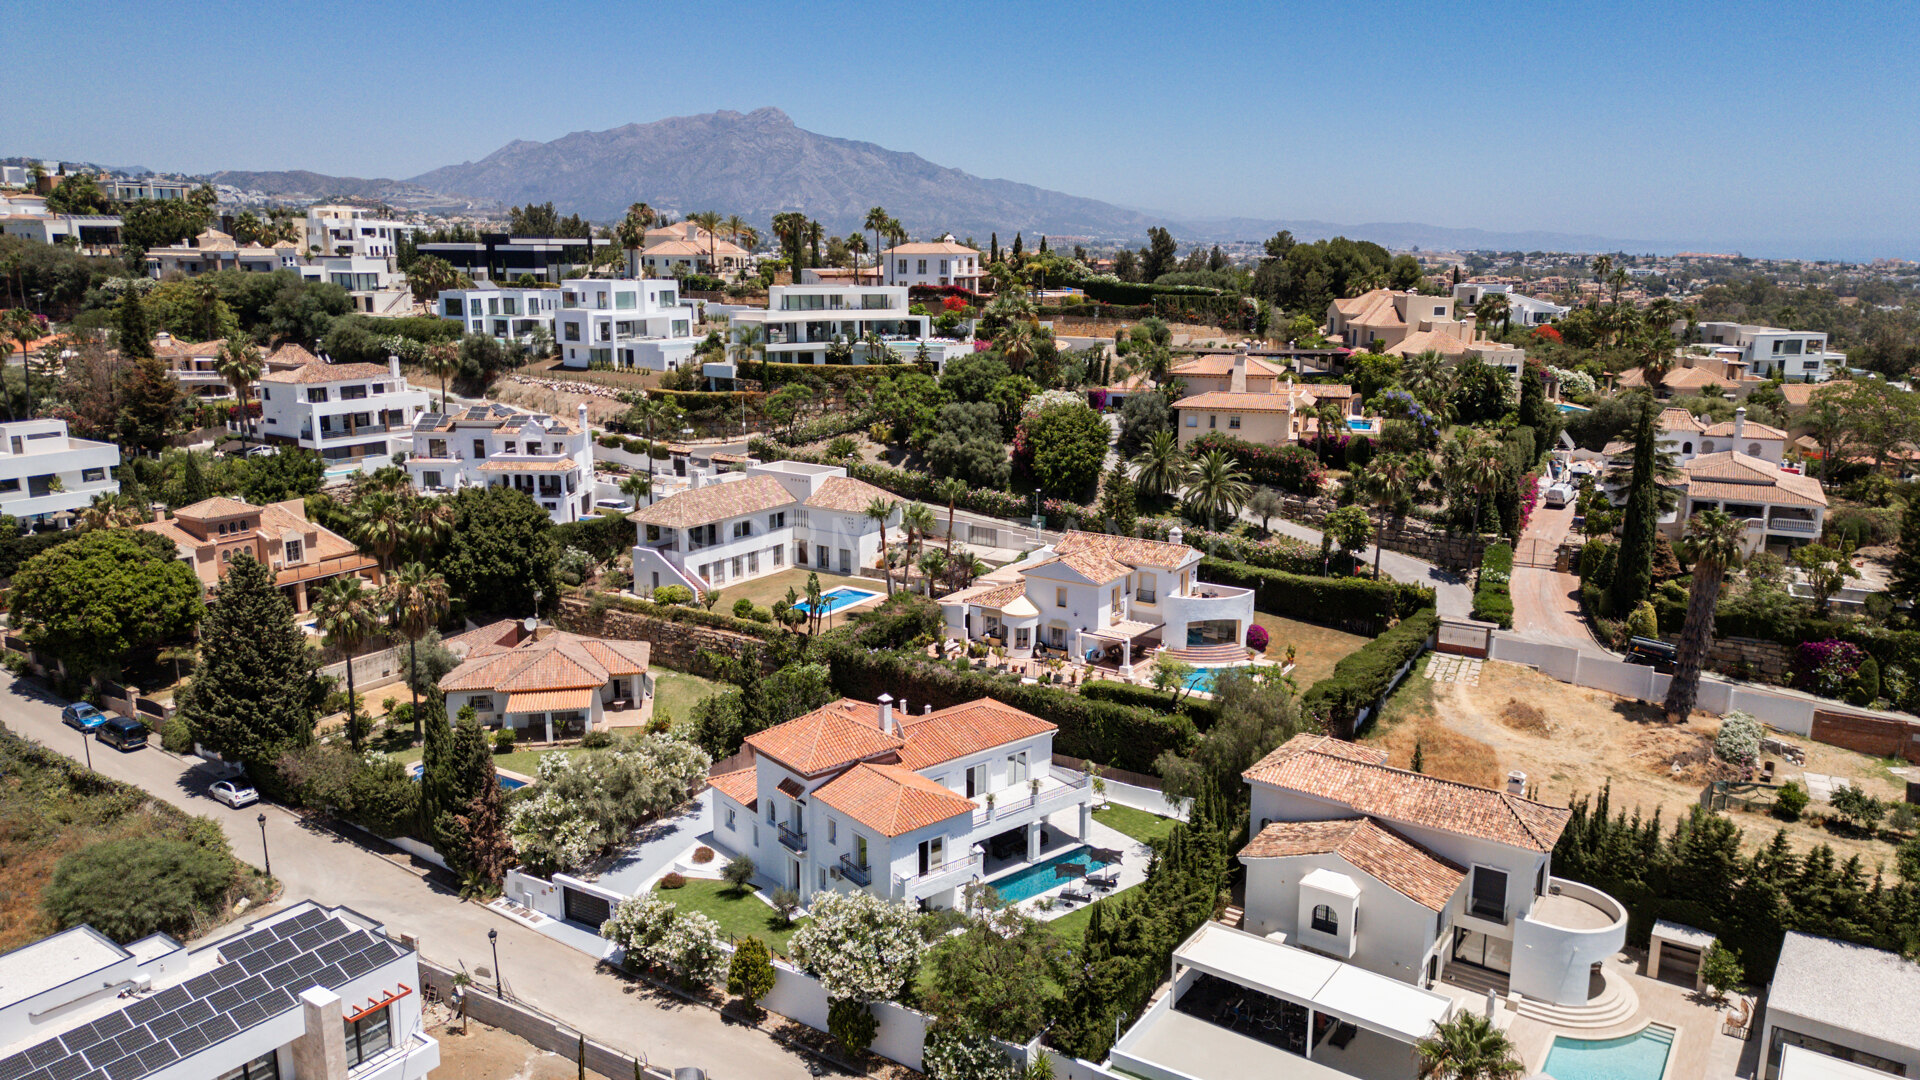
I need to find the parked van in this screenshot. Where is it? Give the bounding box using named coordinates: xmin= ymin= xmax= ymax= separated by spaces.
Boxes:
xmin=1543 ymin=482 xmax=1575 ymax=509
xmin=97 ymin=716 xmax=148 ymax=751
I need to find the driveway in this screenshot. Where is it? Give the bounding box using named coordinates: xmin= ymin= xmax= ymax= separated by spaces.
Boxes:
xmin=0 ymin=679 xmax=822 ymax=1080
xmin=1511 ymin=500 xmax=1613 ymax=656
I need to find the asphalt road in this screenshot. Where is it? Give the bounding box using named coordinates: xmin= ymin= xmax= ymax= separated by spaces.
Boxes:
xmin=0 ymin=678 xmax=823 ymax=1080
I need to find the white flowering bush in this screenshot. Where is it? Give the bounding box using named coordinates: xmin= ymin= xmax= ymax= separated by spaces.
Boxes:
xmin=922 ymin=1023 xmax=1021 ymax=1080
xmin=663 ymin=909 xmax=729 ymax=986
xmin=1714 ymin=710 xmax=1763 ymax=766
xmin=1020 ymin=389 xmax=1087 ymax=420
xmin=507 ymin=789 xmax=597 ymax=874
xmin=1548 ymin=366 xmax=1596 ymax=398
xmin=787 ymin=891 xmax=925 ymax=1002
xmin=520 ymin=734 xmax=711 ymax=870
xmin=600 ymin=891 xmax=679 ymax=963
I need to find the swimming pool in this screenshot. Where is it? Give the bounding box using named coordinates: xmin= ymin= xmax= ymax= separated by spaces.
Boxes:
xmin=1346 ymin=418 xmax=1372 ymax=431
xmin=1541 ymin=1026 xmax=1674 ymax=1080
xmin=793 ymin=587 xmax=881 ymax=615
xmin=1182 ymin=664 xmax=1251 ymax=694
xmin=988 ymin=846 xmax=1113 ymax=904
xmin=1558 ymin=402 xmax=1592 ymax=414
xmin=408 ymin=763 xmax=528 ymax=791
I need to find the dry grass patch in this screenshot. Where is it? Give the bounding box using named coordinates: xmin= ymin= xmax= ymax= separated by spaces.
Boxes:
xmin=1498 ymin=699 xmax=1551 ymax=736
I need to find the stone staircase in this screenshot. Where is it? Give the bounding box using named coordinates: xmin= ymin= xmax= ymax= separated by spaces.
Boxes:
xmin=1157 ymin=642 xmax=1251 ymax=665
xmin=1512 ymin=967 xmax=1641 ymax=1030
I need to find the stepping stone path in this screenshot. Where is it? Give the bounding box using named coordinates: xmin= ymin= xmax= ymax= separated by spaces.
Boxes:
xmin=1425 ymin=656 xmax=1483 ymax=685
xmin=1800 ymin=772 xmax=1839 ymax=802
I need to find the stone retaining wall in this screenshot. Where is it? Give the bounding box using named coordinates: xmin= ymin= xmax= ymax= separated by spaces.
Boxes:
xmin=555 ymin=597 xmax=782 ymax=676
xmin=1267 ymin=493 xmax=1491 ymax=571
xmin=1662 ymin=633 xmax=1794 ymax=685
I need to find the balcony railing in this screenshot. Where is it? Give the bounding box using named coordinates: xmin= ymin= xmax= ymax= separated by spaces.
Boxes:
xmin=1767 ymin=516 xmax=1819 ymax=535
xmin=1469 ymin=897 xmax=1508 ymax=923
xmin=777 ymin=822 xmax=807 ymax=854
xmin=895 ymin=853 xmax=982 ymax=894
xmin=838 ymin=854 xmax=872 ymax=886
xmin=970 ymin=772 xmax=1091 ymax=828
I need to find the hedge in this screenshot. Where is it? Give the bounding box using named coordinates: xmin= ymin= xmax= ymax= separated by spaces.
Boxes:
xmin=596 ymin=433 xmax=670 ymax=457
xmin=561 ymin=590 xmax=795 ymax=642
xmin=1074 ymin=279 xmax=1226 ymax=306
xmin=1471 ymin=542 xmax=1515 ymax=629
xmin=817 ymin=641 xmax=1196 ymax=774
xmin=773 ymin=411 xmax=874 ymax=447
xmin=1301 ymin=610 xmax=1438 ymax=737
xmin=1188 ymin=433 xmax=1325 ymax=495
xmin=1078 ymin=680 xmax=1221 ymax=731
xmin=1198 ymin=557 xmax=1432 ymax=634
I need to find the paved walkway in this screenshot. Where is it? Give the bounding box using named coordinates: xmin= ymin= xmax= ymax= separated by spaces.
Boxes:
xmin=0 ymin=678 xmax=822 ymax=1080
xmin=1511 ymin=500 xmax=1615 ymax=657
xmin=1425 ymin=656 xmax=1483 ymax=685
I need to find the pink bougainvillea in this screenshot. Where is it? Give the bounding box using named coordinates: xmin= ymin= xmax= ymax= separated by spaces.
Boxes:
xmin=1245 ymin=624 xmax=1270 ymax=652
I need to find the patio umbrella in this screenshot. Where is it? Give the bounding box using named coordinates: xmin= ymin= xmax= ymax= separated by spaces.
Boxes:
xmin=1089 ymin=847 xmax=1124 ymax=864
xmin=1052 ymin=863 xmax=1087 ymax=880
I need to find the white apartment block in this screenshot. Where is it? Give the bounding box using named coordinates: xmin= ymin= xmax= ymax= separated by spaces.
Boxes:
xmin=0 ymin=900 xmax=437 ymax=1080
xmin=723 ymin=284 xmax=969 ymax=372
xmin=304 ymin=205 xmax=421 ymax=261
xmin=106 ymin=177 xmax=193 ymax=201
xmin=628 ymin=460 xmax=894 ymax=597
xmin=406 ymin=403 xmax=597 ymax=522
xmin=1451 ymin=282 xmax=1569 ymax=327
xmin=1 ymin=214 xmax=123 ymax=250
xmin=257 ymin=356 xmax=429 ymax=473
xmin=1694 ymin=321 xmax=1843 ymax=381
xmin=0 ymin=419 xmax=120 ymax=526
xmin=880 ymin=239 xmax=984 ymax=289
xmin=555 ymin=279 xmax=699 ymax=372
xmin=437 ymin=286 xmax=561 ymax=343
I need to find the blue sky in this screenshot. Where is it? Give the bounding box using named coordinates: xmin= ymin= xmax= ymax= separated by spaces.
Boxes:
xmin=8 ymin=0 xmax=1917 ymax=259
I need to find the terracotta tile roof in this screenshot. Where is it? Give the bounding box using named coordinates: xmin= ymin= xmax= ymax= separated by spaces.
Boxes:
xmin=1171 ymin=354 xmax=1291 ymax=379
xmin=1239 ymin=818 xmax=1466 ymax=911
xmin=152 ymin=336 xmax=227 ymax=358
xmin=1618 ymin=365 xmax=1761 ymax=391
xmin=1331 ymin=289 xmax=1404 ymax=328
xmin=896 ymin=698 xmax=1056 ymax=769
xmin=1054 ymin=530 xmax=1199 ymax=570
xmin=1658 ymin=408 xmax=1705 ymax=433
xmin=477 ymin=459 xmax=579 ymax=472
xmin=1174 ymin=390 xmax=1310 ymax=415
xmin=1782 ymin=383 xmax=1835 ymax=407
xmin=1384 ymin=329 xmax=1473 ymax=357
xmin=259 ymin=359 xmax=395 ymax=384
xmin=883 ymin=241 xmax=980 ymax=256
xmin=1242 ymin=734 xmax=1571 ymax=852
xmin=1701 ymin=419 xmax=1789 ymax=440
xmin=174 ymin=497 xmax=261 ymax=520
xmin=812 ymin=763 xmax=976 ymax=837
xmin=803 ymin=476 xmax=896 ymax=514
xmin=970 ymin=581 xmax=1030 ymax=609
xmin=504 ymin=687 xmax=595 ymax=713
xmin=743 ymin=699 xmax=904 ymax=776
xmin=443 ymin=619 xmax=525 ymax=658
xmin=776 ymin=776 xmax=806 ymax=799
xmin=264 ymin=343 xmax=321 ymax=368
xmin=439 ymin=630 xmax=649 ymax=696
xmin=1682 ymin=451 xmax=1827 ymax=507
xmin=1037 ymin=549 xmax=1132 ymax=584
xmin=628 ymin=475 xmax=794 ymax=528
xmin=707 ymin=767 xmax=758 ymax=810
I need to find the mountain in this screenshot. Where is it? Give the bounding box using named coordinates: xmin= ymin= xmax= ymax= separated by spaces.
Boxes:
xmin=408 ymin=107 xmax=1165 ymax=240
xmin=204 ymin=169 xmax=465 ymax=202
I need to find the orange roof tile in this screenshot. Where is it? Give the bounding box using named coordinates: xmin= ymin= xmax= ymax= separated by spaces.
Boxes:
xmin=259 ymin=359 xmax=395 ymax=384
xmin=896 ymin=699 xmax=1056 ymax=770
xmin=1171 ymin=354 xmax=1291 ymax=379
xmin=707 ymin=767 xmax=758 ymax=810
xmin=438 ymin=631 xmax=650 ymax=696
xmin=1174 ymin=390 xmax=1311 ymax=415
xmin=743 ymin=699 xmax=904 ymax=776
xmin=173 ymin=496 xmax=261 ymax=520
xmin=1242 ymin=735 xmax=1570 ymax=852
xmin=628 ymin=475 xmax=793 ymax=529
xmin=812 ymin=763 xmax=976 ymax=837
xmin=1701 ymin=419 xmax=1789 ymax=440
xmin=1682 ymin=451 xmax=1827 ymax=507
xmin=1053 ymin=530 xmax=1198 ymax=570
xmin=1239 ymin=818 xmax=1466 ymax=911
xmin=803 ymin=476 xmax=897 ymax=514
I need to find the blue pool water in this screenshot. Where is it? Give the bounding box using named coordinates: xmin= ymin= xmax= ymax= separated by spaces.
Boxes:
xmin=989 ymin=846 xmax=1113 ymax=903
xmin=1558 ymin=402 xmax=1592 ymax=413
xmin=1541 ymin=1026 xmax=1674 ymax=1080
xmin=793 ymin=587 xmax=881 ymax=615
xmin=1182 ymin=665 xmax=1251 ymax=694
xmin=409 ymin=763 xmax=527 ymax=790
xmin=1346 ymin=418 xmax=1371 ymax=431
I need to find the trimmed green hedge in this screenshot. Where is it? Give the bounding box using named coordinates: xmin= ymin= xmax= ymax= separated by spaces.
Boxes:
xmin=1075 ymin=279 xmax=1227 ymax=305
xmin=1198 ymin=557 xmax=1432 ymax=634
xmin=596 ymin=433 xmax=670 ymax=457
xmin=1301 ymin=610 xmax=1437 ymax=737
xmin=1079 ymin=680 xmax=1221 ymax=731
xmin=1472 ymin=542 xmax=1515 ymax=629
xmin=817 ymin=641 xmax=1196 ymax=773
xmin=562 ymin=590 xmax=794 ymax=642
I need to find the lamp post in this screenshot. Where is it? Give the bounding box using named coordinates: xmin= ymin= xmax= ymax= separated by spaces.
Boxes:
xmin=488 ymin=928 xmax=502 ymax=998
xmin=256 ymin=813 xmax=272 ymax=881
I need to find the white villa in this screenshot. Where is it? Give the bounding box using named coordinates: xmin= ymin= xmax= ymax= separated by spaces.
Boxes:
xmin=554 ymin=278 xmax=700 ymax=372
xmin=720 ymin=284 xmax=970 ymax=373
xmin=256 ymin=355 xmax=429 ymax=473
xmin=1656 ymin=406 xmax=1789 ymax=465
xmin=0 ymin=418 xmax=120 ymax=528
xmin=436 ymin=285 xmax=561 ymax=344
xmin=879 ymin=239 xmax=984 ymax=290
xmin=303 ymin=204 xmax=422 ymax=261
xmin=1759 ymin=931 xmax=1920 ymax=1080
xmin=705 ymin=694 xmax=1093 ymax=907
xmin=1671 ymin=451 xmax=1827 ymax=554
xmin=1694 ymin=321 xmax=1845 ymax=382
xmin=627 ymin=460 xmax=897 ymax=597
xmin=438 ymin=628 xmax=652 ymax=743
xmin=1451 ymin=283 xmax=1570 ymax=327
xmin=1240 ymin=735 xmax=1625 ymax=1010
xmin=405 ymin=403 xmax=597 ymax=523
xmin=937 ymin=529 xmax=1256 ymax=669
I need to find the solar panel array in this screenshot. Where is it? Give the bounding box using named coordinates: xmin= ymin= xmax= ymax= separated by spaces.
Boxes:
xmin=0 ymin=908 xmax=406 ymax=1080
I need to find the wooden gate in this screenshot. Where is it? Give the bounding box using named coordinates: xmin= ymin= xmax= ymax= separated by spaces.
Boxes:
xmin=1513 ymin=539 xmax=1559 ymax=569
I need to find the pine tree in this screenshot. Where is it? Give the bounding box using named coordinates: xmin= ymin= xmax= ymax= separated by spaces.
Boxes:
xmin=116 ymin=352 xmax=184 ymax=455
xmin=177 ymin=453 xmax=209 ymax=506
xmin=1097 ymin=464 xmax=1137 ymax=536
xmin=1610 ymin=394 xmax=1663 ymax=614
xmin=116 ymin=290 xmax=153 ymax=360
xmin=177 ymin=553 xmax=324 ymax=781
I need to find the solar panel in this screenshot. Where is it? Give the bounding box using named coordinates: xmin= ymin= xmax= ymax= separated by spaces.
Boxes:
xmin=212 ymin=964 xmax=247 ymax=988
xmin=207 ymin=986 xmax=245 ymax=1014
xmin=58 ymin=1027 xmax=102 ymax=1057
xmin=0 ymin=1055 xmax=28 ymax=1080
xmin=120 ymin=998 xmax=162 ymax=1027
xmin=165 ymin=1027 xmax=207 ymax=1058
xmin=287 ymin=953 xmax=323 ymax=982
xmin=47 ymin=1057 xmax=88 ymax=1080
xmin=227 ymin=1000 xmax=266 ymax=1030
xmin=79 ymin=1044 xmax=119 ymax=1069
xmin=313 ymin=964 xmax=347 ymax=989
xmin=196 ymin=1016 xmax=238 ymax=1045
xmin=102 ymin=1058 xmax=145 ymax=1080
xmin=143 ymin=989 xmax=187 ymax=1017
xmin=287 ymin=908 xmax=327 ymax=933
xmin=131 ymin=1046 xmax=173 ymax=1076
xmin=145 ymin=1013 xmax=185 ymax=1042
xmin=337 ymin=950 xmax=375 ymax=979
xmin=290 ymin=926 xmax=328 ymax=952
xmin=24 ymin=1046 xmax=61 ymax=1068
xmin=260 ymin=963 xmax=298 ymax=990
xmin=91 ymin=1012 xmax=133 ymax=1039
xmin=316 ymin=938 xmax=353 ymax=965
xmin=181 ymin=972 xmax=222 ymax=999
xmin=256 ymin=988 xmax=296 ymax=1016
xmin=231 ymin=975 xmax=267 ymax=1000
xmin=111 ymin=1030 xmax=152 ymax=1060
xmin=259 ymin=939 xmax=298 ymax=965
xmin=171 ymin=1000 xmax=213 ymax=1029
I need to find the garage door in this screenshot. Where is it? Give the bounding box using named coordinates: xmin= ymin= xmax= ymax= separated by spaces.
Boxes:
xmin=563 ymin=887 xmax=612 ymax=929
xmin=1658 ymin=943 xmax=1701 ymax=986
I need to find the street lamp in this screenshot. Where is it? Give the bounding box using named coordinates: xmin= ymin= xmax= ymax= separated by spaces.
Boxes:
xmin=488 ymin=928 xmax=502 ymax=998
xmin=257 ymin=813 xmax=272 ymax=882
xmin=79 ymin=725 xmax=93 ymax=771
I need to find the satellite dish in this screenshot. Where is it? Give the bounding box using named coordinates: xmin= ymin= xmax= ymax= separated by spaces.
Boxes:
xmin=522 ymin=617 xmax=538 ymax=633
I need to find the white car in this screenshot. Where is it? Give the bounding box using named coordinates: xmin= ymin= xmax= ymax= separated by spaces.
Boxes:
xmin=210 ymin=779 xmax=259 ymax=808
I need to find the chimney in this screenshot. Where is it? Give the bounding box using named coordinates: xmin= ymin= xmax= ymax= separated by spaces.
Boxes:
xmin=1168 ymin=526 xmax=1183 ymax=547
xmin=577 ymin=402 xmax=589 ymax=434
xmin=1734 ymin=407 xmax=1746 ymax=440
xmin=388 ymin=354 xmax=401 ymax=379
xmin=1505 ymin=770 xmax=1527 ymax=796
xmin=877 ymin=693 xmax=894 ymax=735
xmin=1231 ymin=346 xmax=1249 ymax=394
xmin=923 ymin=703 xmax=933 ymax=714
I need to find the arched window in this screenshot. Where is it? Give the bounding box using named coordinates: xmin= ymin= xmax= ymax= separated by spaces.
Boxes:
xmin=1311 ymin=904 xmax=1339 ymax=935
xmin=1682 ymin=441 xmax=1693 ymax=454
xmin=1748 ymin=443 xmax=1762 ymax=456
xmin=1701 ymin=440 xmax=1716 ymax=453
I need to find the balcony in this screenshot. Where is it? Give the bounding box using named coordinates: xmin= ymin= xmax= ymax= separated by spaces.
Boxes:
xmin=1766 ymin=515 xmax=1819 ymax=535
xmin=1512 ymin=877 xmax=1629 ymax=1006
xmin=1468 ymin=896 xmax=1508 ymax=923
xmin=777 ymin=822 xmax=807 ymax=854
xmin=838 ymin=854 xmax=872 ymax=886
xmin=969 ymin=772 xmax=1091 ymax=830
xmin=895 ymin=853 xmax=982 ymax=897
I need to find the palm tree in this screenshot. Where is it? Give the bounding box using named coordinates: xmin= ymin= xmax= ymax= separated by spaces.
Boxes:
xmin=689 ymin=211 xmax=724 ymax=273
xmin=216 ymin=340 xmax=262 ymax=449
xmin=423 ymin=342 xmax=460 ymax=412
xmin=637 ymin=398 xmax=684 ymax=503
xmin=770 ymin=213 xmax=808 ymax=275
xmin=803 ymin=572 xmax=825 ymax=636
xmin=917 ymin=549 xmax=949 ymax=596
xmin=352 ymin=490 xmax=411 ymax=571
xmin=864 ymin=496 xmax=899 ymax=595
xmin=1473 ymin=292 xmax=1511 ymax=336
xmin=722 ymin=213 xmax=746 ymax=253
xmin=1182 ymin=449 xmax=1251 ymax=531
xmin=864 ymin=207 xmax=893 ymax=285
xmin=384 ymin=561 xmax=449 ymax=739
xmin=1131 ymin=430 xmax=1191 ymax=502
xmin=619 ymin=472 xmax=650 ymax=509
xmin=844 ymin=233 xmax=869 ymax=280
xmin=1663 ymin=508 xmax=1744 ymax=722
xmin=996 ymin=320 xmax=1037 ymax=373
xmin=1462 ymin=445 xmax=1505 ymax=539
xmin=1415 ymin=1012 xmax=1522 ymax=1080
xmin=313 ymin=576 xmax=379 ymax=751
xmin=78 ymin=491 xmax=145 ymax=530
xmin=1400 ymin=349 xmax=1454 ymax=415
xmin=1360 ymin=453 xmax=1416 ymax=579
xmin=407 ymin=495 xmax=456 ymax=561
xmin=934 ymin=477 xmax=967 ymax=556
xmin=901 ymin=502 xmax=937 ymax=567
xmin=729 ymin=324 xmax=766 ymax=385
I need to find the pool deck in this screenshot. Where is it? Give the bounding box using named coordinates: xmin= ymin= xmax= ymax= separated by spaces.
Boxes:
xmin=1506 ymin=949 xmax=1752 ymax=1080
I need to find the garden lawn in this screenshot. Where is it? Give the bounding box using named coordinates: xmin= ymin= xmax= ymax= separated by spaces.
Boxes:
xmin=652 ymin=670 xmax=733 ymax=730
xmin=1253 ymin=612 xmax=1368 ymax=688
xmin=715 ymin=568 xmax=878 ymax=614
xmin=655 ymin=878 xmax=808 ymax=956
xmin=387 ymin=743 xmax=587 ymax=778
xmin=1092 ymin=805 xmax=1177 ymax=848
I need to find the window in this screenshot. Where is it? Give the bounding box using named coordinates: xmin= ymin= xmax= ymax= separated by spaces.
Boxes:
xmin=726 ymin=807 xmax=737 ymax=829
xmin=473 ymin=439 xmax=486 ymax=458
xmin=771 ymin=545 xmax=783 ymax=566
xmin=820 ymin=867 xmax=828 ymax=890
xmin=769 ymin=512 xmax=786 ymax=529
xmin=307 ymin=388 xmax=329 ymax=403
xmin=1137 ymin=580 xmax=1156 ymax=604
xmin=1055 ymin=587 xmax=1067 ymax=608
xmin=1433 ymin=306 xmax=1446 ymax=317
xmin=767 ymin=801 xmax=776 ymax=824
xmin=1228 ymin=415 xmax=1241 ymax=430
xmin=734 ymin=520 xmax=752 ymax=538
xmin=1311 ymin=904 xmax=1339 ymax=935
xmin=564 ymin=323 xmax=580 ymax=342
xmin=616 ymin=291 xmax=637 ymax=309
xmin=422 ymin=470 xmax=442 ymax=487
xmin=1014 ymin=627 xmax=1030 ymax=648
xmin=284 ymin=539 xmax=303 ymax=563
xmin=747 ymin=551 xmax=759 ymax=574
xmin=343 ymin=1005 xmax=392 ymax=1067
xmin=445 ymin=298 xmax=464 ymax=317
xmin=1007 ymin=751 xmax=1028 ymax=785
xmin=732 ymin=556 xmax=744 ymax=577
xmin=828 ymin=818 xmax=838 ymax=844
xmin=259 ymin=387 xmax=270 ymax=400
xmin=216 ymin=1051 xmax=281 ymax=1080
xmin=470 ymin=695 xmax=494 ymax=712
xmin=917 ymin=259 xmax=928 ymax=275
xmin=1185 ymin=414 xmax=1197 ymax=427
xmin=340 ymin=385 xmax=368 ymax=400
xmin=81 ymin=467 xmax=105 ymax=483
xmin=1208 ymin=414 xmax=1217 ymax=429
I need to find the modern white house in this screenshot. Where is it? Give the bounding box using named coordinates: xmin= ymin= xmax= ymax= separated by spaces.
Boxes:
xmin=1656 ymin=406 xmax=1789 ymax=465
xmin=437 ymin=285 xmax=561 ymax=343
xmin=1694 ymin=321 xmax=1844 ymax=381
xmin=0 ymin=418 xmax=121 ymax=527
xmin=879 ymin=239 xmax=984 ymax=290
xmin=1451 ymin=283 xmax=1570 ymax=327
xmin=439 ymin=628 xmax=652 ymax=742
xmin=1 ymin=213 xmax=123 ymax=250
xmin=720 ymin=285 xmax=969 ymax=372
xmin=303 ymin=204 xmax=421 ymax=261
xmin=937 ymin=529 xmax=1256 ymax=668
xmin=705 ymin=694 xmax=1094 ymax=907
xmin=0 ymin=900 xmax=437 ymax=1080
xmin=627 ymin=460 xmax=896 ymax=597
xmin=1241 ymin=735 xmax=1626 ymax=1010
xmin=256 ymin=355 xmax=430 ymax=473
xmin=554 ymin=279 xmax=700 ymax=372
xmin=1758 ymin=931 xmax=1920 ymax=1080
xmin=405 ymin=403 xmax=597 ymax=522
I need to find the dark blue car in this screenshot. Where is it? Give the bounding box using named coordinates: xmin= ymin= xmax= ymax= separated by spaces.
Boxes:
xmin=61 ymin=703 xmax=106 ymax=731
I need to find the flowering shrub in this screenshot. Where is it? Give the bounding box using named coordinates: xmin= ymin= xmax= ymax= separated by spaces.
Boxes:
xmin=1714 ymin=710 xmax=1763 ymax=767
xmin=1245 ymin=624 xmax=1270 ymax=652
xmin=661 ymin=909 xmax=729 ymax=985
xmin=1087 ymin=388 xmax=1109 ymax=411
xmin=601 ymin=892 xmax=678 ymax=963
xmin=506 ymin=788 xmax=598 ymax=874
xmin=1020 ymin=389 xmax=1086 ymax=420
xmin=922 ymin=1023 xmax=1021 ymax=1080
xmin=1533 ymin=325 xmax=1563 ymax=343
xmin=787 ymin=891 xmax=925 ymax=1002
xmin=1548 ymin=365 xmax=1596 ymax=397
xmin=1516 ymin=472 xmax=1540 ymax=536
xmin=1188 ymin=433 xmax=1324 ymax=495
xmin=973 ymin=338 xmax=991 ymax=351
xmin=1372 ymin=391 xmax=1439 ymax=443
xmin=942 ymin=295 xmax=969 ymax=312
xmin=1794 ymin=640 xmax=1867 ymax=696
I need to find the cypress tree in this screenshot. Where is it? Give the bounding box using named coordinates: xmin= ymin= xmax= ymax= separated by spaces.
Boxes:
xmin=1889 ymin=497 xmax=1920 ymax=605
xmin=989 ymin=232 xmax=998 ymax=264
xmin=177 ymin=454 xmax=210 ymax=506
xmin=116 ymin=290 xmax=153 ymax=359
xmin=422 ymin=703 xmax=492 ymax=871
xmin=177 ymin=553 xmax=324 ymax=783
xmin=1610 ymin=394 xmax=1662 ymax=614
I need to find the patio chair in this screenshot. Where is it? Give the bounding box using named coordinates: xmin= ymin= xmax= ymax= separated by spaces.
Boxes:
xmin=1722 ymin=997 xmax=1752 ymax=1038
